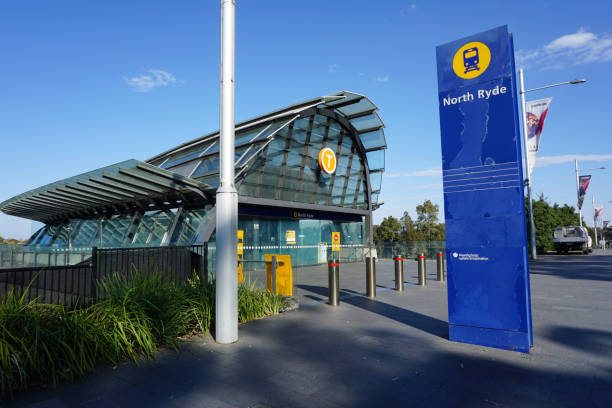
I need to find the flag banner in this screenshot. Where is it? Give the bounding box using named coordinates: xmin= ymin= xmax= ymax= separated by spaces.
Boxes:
xmin=525 ymin=98 xmax=552 ymax=178
xmin=594 ymin=206 xmax=603 ymax=226
xmin=604 ymin=220 xmax=609 ymax=230
xmin=578 ymin=175 xmax=591 ymax=210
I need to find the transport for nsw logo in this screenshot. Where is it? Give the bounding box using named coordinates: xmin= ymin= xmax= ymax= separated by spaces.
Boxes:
xmin=452 ymin=41 xmax=491 ymax=79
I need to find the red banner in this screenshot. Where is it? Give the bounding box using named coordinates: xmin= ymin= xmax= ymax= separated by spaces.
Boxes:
xmin=578 ymin=175 xmax=591 ymax=210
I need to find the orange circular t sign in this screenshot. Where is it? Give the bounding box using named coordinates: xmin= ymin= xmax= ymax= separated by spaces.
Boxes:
xmin=318 ymin=148 xmax=337 ymax=175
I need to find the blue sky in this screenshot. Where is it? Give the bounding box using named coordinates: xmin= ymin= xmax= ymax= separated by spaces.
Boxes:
xmin=1 ymin=0 xmax=612 ymax=239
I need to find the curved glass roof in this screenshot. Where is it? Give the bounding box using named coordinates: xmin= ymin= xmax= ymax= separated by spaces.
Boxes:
xmin=148 ymin=91 xmax=386 ymax=207
xmin=1 ymin=91 xmax=386 ymax=223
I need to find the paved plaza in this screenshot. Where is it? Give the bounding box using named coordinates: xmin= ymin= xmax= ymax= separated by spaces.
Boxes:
xmin=4 ymin=252 xmax=612 ymax=407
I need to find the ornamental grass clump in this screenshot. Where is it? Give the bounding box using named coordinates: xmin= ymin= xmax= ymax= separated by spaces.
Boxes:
xmin=0 ymin=288 xmax=98 ymax=396
xmin=96 ymin=271 xmax=190 ymax=348
xmin=0 ymin=269 xmax=290 ymax=398
xmin=237 ymin=283 xmax=288 ymax=323
xmin=182 ymin=274 xmax=215 ymax=334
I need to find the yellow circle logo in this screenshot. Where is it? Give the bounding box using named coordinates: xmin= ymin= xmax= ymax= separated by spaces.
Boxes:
xmin=318 ymin=148 xmax=337 ymax=174
xmin=452 ymin=41 xmax=491 ymax=79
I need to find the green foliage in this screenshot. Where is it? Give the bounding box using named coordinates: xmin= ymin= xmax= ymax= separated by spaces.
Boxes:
xmin=97 ymin=271 xmax=190 ymax=348
xmin=373 ymin=216 xmax=402 ymax=242
xmin=375 ymin=200 xmax=445 ymax=243
xmin=0 ymin=236 xmax=26 ymax=245
xmin=0 ymin=272 xmax=287 ymax=397
xmin=0 ymin=289 xmax=99 ymax=396
xmin=526 ymin=194 xmax=580 ymax=254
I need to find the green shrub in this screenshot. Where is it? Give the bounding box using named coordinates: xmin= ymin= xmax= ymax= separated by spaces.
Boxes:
xmin=1 ymin=271 xmax=290 ymax=397
xmin=182 ymin=274 xmax=215 ymax=334
xmin=97 ymin=271 xmax=190 ymax=347
xmin=0 ymin=289 xmax=97 ymax=396
xmin=238 ymin=283 xmax=288 ymax=323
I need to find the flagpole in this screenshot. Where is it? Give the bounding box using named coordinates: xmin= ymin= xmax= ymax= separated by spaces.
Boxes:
xmin=519 ymin=69 xmax=537 ymax=260
xmin=576 ymin=160 xmax=582 ymax=227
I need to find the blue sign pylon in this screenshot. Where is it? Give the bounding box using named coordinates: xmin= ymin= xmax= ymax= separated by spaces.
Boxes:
xmin=436 ymin=25 xmax=533 ymax=353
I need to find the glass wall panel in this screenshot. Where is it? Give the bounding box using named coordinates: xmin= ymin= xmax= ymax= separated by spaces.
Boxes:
xmin=336 ymin=98 xmax=375 ymax=117
xmin=191 ymin=156 xmax=220 ymax=178
xmin=166 ymin=160 xmax=200 ymax=177
xmin=72 ymin=219 xmax=99 ymax=247
xmin=238 ymin=113 xmax=370 ymax=210
xmin=101 ymin=215 xmax=132 ymax=247
xmin=359 ymin=129 xmax=386 ymax=151
xmin=370 ymin=171 xmax=382 ymax=192
xmin=170 ymin=207 xmax=212 ymax=245
xmin=349 ymin=113 xmax=383 ymax=132
xmin=366 ymin=150 xmax=385 ymax=171
xmin=161 ymin=143 xmax=213 ymax=169
xmin=131 ymin=210 xmax=175 ymax=246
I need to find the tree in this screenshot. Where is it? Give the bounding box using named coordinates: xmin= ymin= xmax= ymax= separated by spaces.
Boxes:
xmin=373 ymin=216 xmax=402 ymax=242
xmin=415 ymin=200 xmax=443 ymax=241
xmin=399 ymin=211 xmax=418 ymax=241
xmin=526 ymin=194 xmax=580 ymax=254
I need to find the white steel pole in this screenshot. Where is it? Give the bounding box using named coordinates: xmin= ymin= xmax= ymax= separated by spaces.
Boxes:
xmin=216 ymin=0 xmax=238 ymax=344
xmin=519 ymin=69 xmax=537 ymax=260
xmin=593 ymin=195 xmax=598 ymax=248
xmin=575 ymin=160 xmax=582 ymax=227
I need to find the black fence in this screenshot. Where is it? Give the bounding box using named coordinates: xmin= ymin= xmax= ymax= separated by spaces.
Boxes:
xmin=0 ymin=264 xmax=93 ymax=309
xmin=0 ymin=244 xmax=208 ymax=309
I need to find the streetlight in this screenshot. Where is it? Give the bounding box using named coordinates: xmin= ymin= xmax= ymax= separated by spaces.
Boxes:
xmin=519 ymin=69 xmax=586 ymax=260
xmin=575 ymin=163 xmax=606 ymax=227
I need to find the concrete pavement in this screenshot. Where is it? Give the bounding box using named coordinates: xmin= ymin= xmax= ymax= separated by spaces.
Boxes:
xmin=4 ymin=253 xmax=612 ymax=407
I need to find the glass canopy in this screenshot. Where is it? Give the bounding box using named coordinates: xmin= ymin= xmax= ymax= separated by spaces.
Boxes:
xmin=2 ymin=91 xmax=386 ymax=248
xmin=148 ymin=91 xmax=386 ymax=209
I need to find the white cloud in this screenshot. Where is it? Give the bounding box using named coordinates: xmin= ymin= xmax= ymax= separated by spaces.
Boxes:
xmin=124 ymin=69 xmax=177 ymax=93
xmin=535 ymin=154 xmax=612 ymax=167
xmin=400 ymin=3 xmax=417 ymax=16
xmin=375 ymin=75 xmax=390 ymax=82
xmin=386 ymin=168 xmax=442 ymax=178
xmin=546 ymin=29 xmax=597 ymax=50
xmin=517 ymin=28 xmax=612 ymax=69
xmin=328 ymin=64 xmax=339 ymax=73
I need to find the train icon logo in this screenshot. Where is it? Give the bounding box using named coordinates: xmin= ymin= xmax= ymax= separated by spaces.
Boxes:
xmin=452 ymin=42 xmax=491 ymax=79
xmin=463 ymin=47 xmax=479 ymax=73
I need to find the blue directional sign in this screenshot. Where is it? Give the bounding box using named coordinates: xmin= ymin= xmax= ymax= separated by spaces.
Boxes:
xmin=436 ymin=26 xmax=533 ymax=352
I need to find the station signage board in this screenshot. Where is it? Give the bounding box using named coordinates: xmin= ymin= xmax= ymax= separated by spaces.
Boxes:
xmin=436 ymin=25 xmax=533 ymax=352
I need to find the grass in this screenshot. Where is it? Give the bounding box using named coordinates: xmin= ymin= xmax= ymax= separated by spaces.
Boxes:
xmin=238 ymin=282 xmax=287 ymax=322
xmin=0 ymin=271 xmax=288 ymax=397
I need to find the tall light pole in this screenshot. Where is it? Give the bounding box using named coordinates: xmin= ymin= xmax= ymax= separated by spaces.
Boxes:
xmin=593 ymin=195 xmax=598 ymax=248
xmin=216 ymin=0 xmax=238 ymax=344
xmin=574 ymin=162 xmax=605 ymax=227
xmin=518 ymin=69 xmax=585 ymax=260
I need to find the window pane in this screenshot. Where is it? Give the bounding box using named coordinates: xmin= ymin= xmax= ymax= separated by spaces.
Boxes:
xmin=349 ymin=113 xmax=383 ymax=132
xmin=366 ymin=150 xmax=385 ymax=171
xmin=336 ymin=98 xmax=375 ymax=117
xmin=359 ymin=130 xmax=387 ymax=151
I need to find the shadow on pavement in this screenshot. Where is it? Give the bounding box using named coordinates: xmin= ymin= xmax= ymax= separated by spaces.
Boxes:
xmin=529 ymin=254 xmax=612 ymax=282
xmin=298 ymin=284 xmax=448 ymax=339
xmin=7 ymin=307 xmax=611 ymax=408
xmin=543 ymin=325 xmax=612 ymax=358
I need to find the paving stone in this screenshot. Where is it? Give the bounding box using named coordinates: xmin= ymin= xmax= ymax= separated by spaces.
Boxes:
xmin=3 ymin=254 xmax=612 ymax=407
